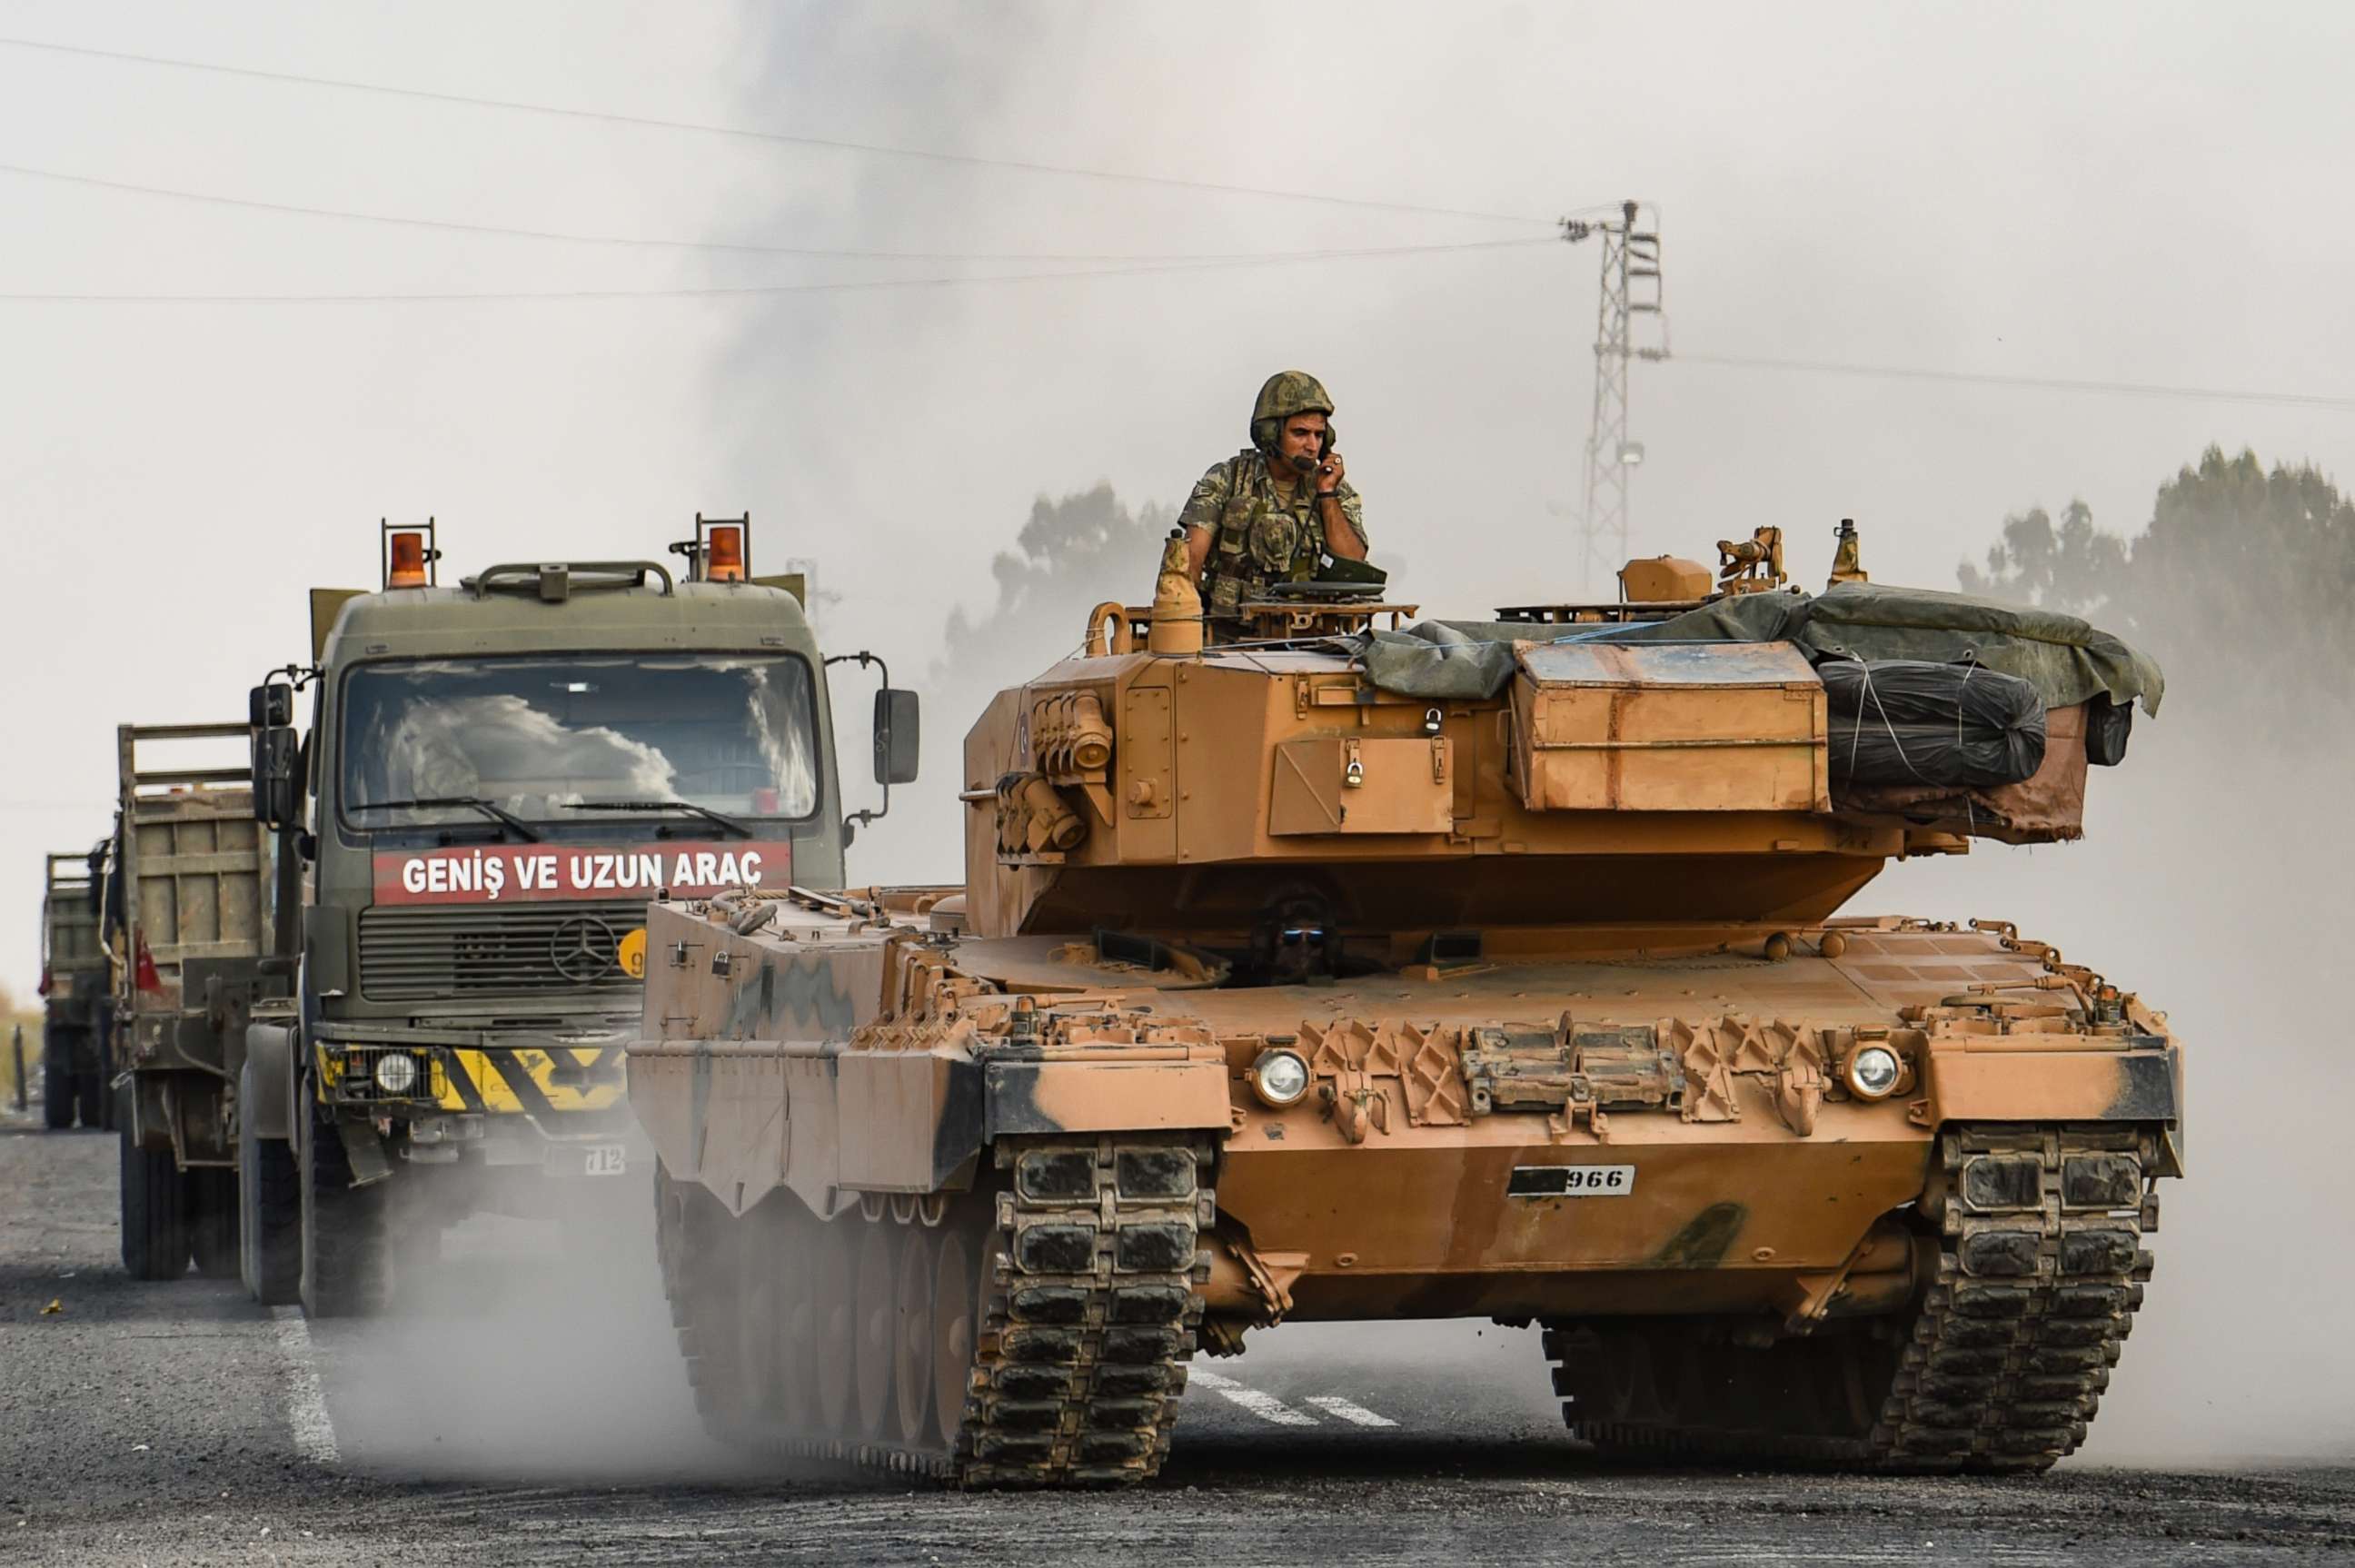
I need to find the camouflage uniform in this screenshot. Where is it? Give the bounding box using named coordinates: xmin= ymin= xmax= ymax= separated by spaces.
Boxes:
xmin=1179 ymin=372 xmax=1367 ymax=631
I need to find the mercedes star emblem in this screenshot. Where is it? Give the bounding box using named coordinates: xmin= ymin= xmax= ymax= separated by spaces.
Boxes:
xmin=550 ymin=915 xmax=619 ymax=984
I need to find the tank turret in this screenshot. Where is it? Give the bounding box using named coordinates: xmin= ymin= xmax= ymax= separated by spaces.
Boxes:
xmin=962 ymin=521 xmax=2160 ymax=957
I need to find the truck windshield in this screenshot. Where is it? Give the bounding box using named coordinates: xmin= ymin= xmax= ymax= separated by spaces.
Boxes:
xmin=338 ymin=655 xmax=820 ymax=832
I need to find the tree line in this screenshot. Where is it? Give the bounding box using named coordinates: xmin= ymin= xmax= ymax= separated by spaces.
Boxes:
xmin=1960 ymin=445 xmax=2354 ymax=729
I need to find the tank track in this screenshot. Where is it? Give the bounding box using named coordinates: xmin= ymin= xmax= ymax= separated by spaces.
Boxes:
xmin=1548 ymin=1123 xmax=2155 ymax=1473
xmin=658 ymin=1134 xmax=1213 ymax=1488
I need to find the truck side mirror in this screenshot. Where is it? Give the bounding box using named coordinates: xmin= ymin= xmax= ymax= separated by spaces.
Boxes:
xmin=253 ymin=726 xmax=302 ymax=831
xmin=873 ymin=689 xmax=921 ymax=787
xmin=250 ymin=681 xmax=293 ymax=729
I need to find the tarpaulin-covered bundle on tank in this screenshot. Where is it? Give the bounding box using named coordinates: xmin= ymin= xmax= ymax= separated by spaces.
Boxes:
xmin=1344 ymin=582 xmax=2161 ymax=719
xmin=1819 ymin=658 xmax=2047 ymax=789
xmin=1588 ymin=581 xmax=2164 ymax=717
xmin=1346 ymin=620 xmax=1526 ymax=701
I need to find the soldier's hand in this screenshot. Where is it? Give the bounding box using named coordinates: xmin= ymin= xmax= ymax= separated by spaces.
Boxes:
xmin=1316 ymin=451 xmax=1346 ymax=493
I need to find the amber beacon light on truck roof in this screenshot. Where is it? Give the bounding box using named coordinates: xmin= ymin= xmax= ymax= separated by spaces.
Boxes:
xmin=381 ymin=518 xmax=441 ymax=590
xmin=376 ymin=513 xmax=760 ymax=593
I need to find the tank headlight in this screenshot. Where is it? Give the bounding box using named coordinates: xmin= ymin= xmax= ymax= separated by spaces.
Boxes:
xmin=373 ymin=1051 xmax=421 ymax=1097
xmin=1845 ymin=1044 xmax=1903 ymax=1100
xmin=1249 ymin=1048 xmax=1311 ymax=1108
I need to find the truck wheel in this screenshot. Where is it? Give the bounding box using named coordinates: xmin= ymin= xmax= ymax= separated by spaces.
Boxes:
xmin=41 ymin=1029 xmax=73 ymax=1130
xmin=299 ymin=1107 xmax=387 ymax=1317
xmin=118 ymin=1085 xmax=193 ymax=1280
xmin=238 ymin=1057 xmax=302 ymax=1305
xmin=189 ymin=1168 xmax=243 ymax=1279
xmin=75 ymin=1069 xmax=107 ymax=1131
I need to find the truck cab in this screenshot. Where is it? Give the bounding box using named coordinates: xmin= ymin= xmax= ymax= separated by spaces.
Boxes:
xmin=242 ymin=519 xmax=916 ymax=1313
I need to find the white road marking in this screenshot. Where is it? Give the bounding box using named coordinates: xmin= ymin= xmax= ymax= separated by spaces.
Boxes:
xmin=1187 ymin=1368 xmax=1319 ymax=1427
xmin=1304 ymin=1394 xmax=1397 ymax=1428
xmin=270 ymin=1305 xmax=341 ymax=1465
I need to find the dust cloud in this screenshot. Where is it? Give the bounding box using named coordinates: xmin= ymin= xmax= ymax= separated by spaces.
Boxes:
xmin=1877 ymin=700 xmax=2355 ymax=1464
xmin=313 ymin=1176 xmax=762 ymax=1484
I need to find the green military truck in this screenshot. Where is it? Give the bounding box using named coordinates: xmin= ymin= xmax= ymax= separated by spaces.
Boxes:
xmin=38 ymin=849 xmax=110 ymax=1129
xmin=105 ymin=722 xmax=286 ymax=1278
xmin=228 ymin=518 xmax=917 ymax=1313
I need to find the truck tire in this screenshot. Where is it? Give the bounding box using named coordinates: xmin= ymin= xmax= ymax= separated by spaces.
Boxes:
xmin=299 ymin=1107 xmax=387 ymax=1317
xmin=189 ymin=1167 xmax=242 ymax=1279
xmin=238 ymin=1057 xmax=302 ymax=1305
xmin=75 ymin=1068 xmax=106 ymax=1131
xmin=41 ymin=1029 xmax=73 ymax=1130
xmin=118 ymin=1085 xmax=192 ymax=1280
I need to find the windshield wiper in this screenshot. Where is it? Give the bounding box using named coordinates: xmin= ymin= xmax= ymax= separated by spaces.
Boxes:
xmin=560 ymin=799 xmax=753 ymax=839
xmin=349 ymin=796 xmax=544 ymax=843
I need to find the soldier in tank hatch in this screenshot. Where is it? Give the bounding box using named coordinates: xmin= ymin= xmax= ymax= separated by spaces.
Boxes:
xmin=1178 ymin=371 xmax=1368 ymax=642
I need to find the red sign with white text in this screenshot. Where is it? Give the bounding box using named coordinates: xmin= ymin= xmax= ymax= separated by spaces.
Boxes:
xmin=372 ymin=840 xmax=792 ymax=906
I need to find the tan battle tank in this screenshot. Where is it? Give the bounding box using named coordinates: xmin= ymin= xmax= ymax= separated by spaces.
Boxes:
xmin=627 ymin=523 xmax=2181 ymax=1484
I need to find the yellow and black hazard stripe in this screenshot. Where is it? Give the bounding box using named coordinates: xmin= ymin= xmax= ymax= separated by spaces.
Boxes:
xmin=435 ymin=1047 xmax=629 ymax=1116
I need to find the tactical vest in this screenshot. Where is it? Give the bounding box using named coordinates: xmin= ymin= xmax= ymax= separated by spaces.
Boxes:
xmin=1200 ymin=456 xmax=1322 ymax=623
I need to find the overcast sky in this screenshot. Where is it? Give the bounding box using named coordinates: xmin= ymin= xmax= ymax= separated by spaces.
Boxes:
xmin=4 ymin=1 xmax=2351 ymax=994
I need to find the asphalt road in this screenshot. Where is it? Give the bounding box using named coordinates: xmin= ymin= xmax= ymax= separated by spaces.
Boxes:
xmin=5 ymin=1115 xmax=2351 ymax=1566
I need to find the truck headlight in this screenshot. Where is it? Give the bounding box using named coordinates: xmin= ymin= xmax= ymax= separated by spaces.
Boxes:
xmin=1248 ymin=1048 xmax=1311 ymax=1108
xmin=1845 ymin=1044 xmax=1903 ymax=1100
xmin=373 ymin=1051 xmax=421 ymax=1097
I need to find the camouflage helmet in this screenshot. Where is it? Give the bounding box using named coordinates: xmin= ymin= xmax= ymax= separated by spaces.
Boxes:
xmin=1249 ymin=371 xmax=1337 ymax=457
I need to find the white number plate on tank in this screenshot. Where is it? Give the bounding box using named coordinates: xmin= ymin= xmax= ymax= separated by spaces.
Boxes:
xmin=580 ymin=1145 xmax=628 ymax=1176
xmin=1508 ymin=1164 xmax=1634 ymax=1197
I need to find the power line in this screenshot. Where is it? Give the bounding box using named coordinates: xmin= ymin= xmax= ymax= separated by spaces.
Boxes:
xmin=0 ymin=235 xmax=1559 ymax=304
xmin=1675 ymin=352 xmax=2355 ymax=413
xmin=0 ymin=160 xmax=1540 ymax=262
xmin=0 ymin=35 xmax=1565 ymax=228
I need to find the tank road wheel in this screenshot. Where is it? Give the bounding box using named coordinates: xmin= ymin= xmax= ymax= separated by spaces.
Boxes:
xmin=1545 ymin=1123 xmax=2155 ymax=1473
xmin=653 ymin=1164 xmax=693 ymax=1329
xmin=1600 ymin=1333 xmax=1662 ymax=1424
xmin=654 ymin=1165 xmax=746 ymax=1434
xmin=773 ymin=1203 xmax=819 ymax=1433
xmin=189 ymin=1167 xmax=242 ymax=1279
xmin=893 ymin=1224 xmax=939 ymax=1445
xmin=853 ymin=1218 xmax=900 ymax=1441
xmin=736 ymin=1195 xmax=811 ymax=1439
xmin=811 ymin=1216 xmax=857 ymax=1437
xmin=930 ymin=1221 xmax=979 ymax=1450
xmin=734 ymin=1203 xmax=779 ymax=1432
xmin=118 ymin=1085 xmax=193 ymax=1280
xmin=41 ymin=1031 xmax=74 ymax=1130
xmin=299 ymin=1108 xmax=388 ymax=1316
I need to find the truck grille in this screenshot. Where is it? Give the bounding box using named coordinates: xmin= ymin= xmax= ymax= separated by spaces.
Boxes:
xmin=358 ymin=901 xmax=650 ymax=1002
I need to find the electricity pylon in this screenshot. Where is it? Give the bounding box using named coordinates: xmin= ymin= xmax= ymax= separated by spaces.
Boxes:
xmin=1562 ymin=200 xmax=1668 ymax=594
